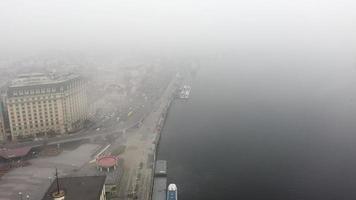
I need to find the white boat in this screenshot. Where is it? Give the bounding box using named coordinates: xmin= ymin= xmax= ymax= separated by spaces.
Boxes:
xmin=167 ymin=184 xmax=177 ymax=200
xmin=179 ymin=85 xmax=191 ymax=99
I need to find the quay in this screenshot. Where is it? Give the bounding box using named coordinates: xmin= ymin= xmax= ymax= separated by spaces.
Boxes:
xmin=152 ymin=160 xmax=167 ymax=200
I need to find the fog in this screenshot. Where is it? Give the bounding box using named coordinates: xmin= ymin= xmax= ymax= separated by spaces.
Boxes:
xmin=1 ymin=0 xmax=355 ymax=57
xmin=1 ymin=1 xmax=356 ymax=199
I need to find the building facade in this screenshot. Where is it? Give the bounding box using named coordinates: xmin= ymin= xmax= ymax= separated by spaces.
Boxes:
xmin=0 ymin=102 xmax=5 ymax=141
xmin=6 ymin=73 xmax=88 ymax=141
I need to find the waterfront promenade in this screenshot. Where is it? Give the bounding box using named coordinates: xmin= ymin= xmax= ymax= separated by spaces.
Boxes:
xmin=116 ymin=76 xmax=177 ymax=200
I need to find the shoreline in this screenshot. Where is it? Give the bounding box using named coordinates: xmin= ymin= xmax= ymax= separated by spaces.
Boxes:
xmin=149 ymin=74 xmax=191 ymax=200
xmin=149 ymin=80 xmax=177 ymax=200
xmin=115 ymin=74 xmax=179 ymax=200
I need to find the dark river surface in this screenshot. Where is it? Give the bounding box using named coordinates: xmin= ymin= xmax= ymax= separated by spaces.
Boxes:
xmin=157 ymin=54 xmax=356 ymax=200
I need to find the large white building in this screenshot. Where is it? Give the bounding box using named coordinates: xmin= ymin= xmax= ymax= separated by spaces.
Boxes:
xmin=6 ymin=73 xmax=88 ymax=141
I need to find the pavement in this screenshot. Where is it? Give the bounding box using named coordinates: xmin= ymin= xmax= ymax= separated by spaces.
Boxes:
xmin=116 ymin=75 xmax=177 ymax=200
xmin=0 ymin=143 xmax=100 ymax=200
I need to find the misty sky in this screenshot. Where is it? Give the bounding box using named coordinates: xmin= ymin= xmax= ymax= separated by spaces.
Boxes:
xmin=0 ymin=0 xmax=355 ymax=54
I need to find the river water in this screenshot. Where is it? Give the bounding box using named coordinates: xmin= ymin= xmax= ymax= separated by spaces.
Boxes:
xmin=157 ymin=54 xmax=356 ymax=200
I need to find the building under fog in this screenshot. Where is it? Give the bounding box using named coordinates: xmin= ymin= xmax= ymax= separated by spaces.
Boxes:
xmin=0 ymin=101 xmax=6 ymax=141
xmin=41 ymin=175 xmax=107 ymax=200
xmin=6 ymin=73 xmax=88 ymax=141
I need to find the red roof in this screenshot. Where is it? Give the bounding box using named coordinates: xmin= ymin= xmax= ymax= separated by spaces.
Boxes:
xmin=0 ymin=146 xmax=32 ymax=159
xmin=96 ymin=155 xmax=118 ymax=168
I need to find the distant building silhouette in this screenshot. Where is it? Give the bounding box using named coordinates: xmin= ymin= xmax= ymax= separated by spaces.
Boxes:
xmin=0 ymin=100 xmax=6 ymax=141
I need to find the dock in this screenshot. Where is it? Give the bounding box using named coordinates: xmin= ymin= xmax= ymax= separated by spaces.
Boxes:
xmin=152 ymin=160 xmax=168 ymax=200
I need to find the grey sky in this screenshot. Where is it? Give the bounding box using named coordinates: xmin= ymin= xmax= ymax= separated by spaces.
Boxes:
xmin=0 ymin=0 xmax=355 ymax=54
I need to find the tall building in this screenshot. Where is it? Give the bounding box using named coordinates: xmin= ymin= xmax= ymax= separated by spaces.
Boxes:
xmin=0 ymin=101 xmax=6 ymax=141
xmin=6 ymin=73 xmax=88 ymax=141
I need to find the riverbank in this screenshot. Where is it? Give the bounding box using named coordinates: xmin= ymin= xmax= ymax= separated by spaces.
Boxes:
xmin=115 ymin=75 xmax=179 ymax=200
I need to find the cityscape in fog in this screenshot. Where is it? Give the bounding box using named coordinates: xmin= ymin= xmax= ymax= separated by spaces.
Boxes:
xmin=0 ymin=0 xmax=356 ymax=200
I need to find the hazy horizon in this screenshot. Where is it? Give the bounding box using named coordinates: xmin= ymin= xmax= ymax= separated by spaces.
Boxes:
xmin=1 ymin=0 xmax=355 ymax=57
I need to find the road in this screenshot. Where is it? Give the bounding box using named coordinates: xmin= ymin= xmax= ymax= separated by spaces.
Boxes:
xmin=115 ymin=74 xmax=178 ymax=200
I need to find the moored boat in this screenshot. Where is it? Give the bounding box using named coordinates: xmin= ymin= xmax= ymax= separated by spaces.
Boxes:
xmin=167 ymin=184 xmax=178 ymax=200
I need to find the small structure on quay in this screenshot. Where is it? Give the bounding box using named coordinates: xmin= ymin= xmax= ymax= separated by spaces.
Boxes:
xmin=96 ymin=155 xmax=118 ymax=172
xmin=95 ymin=155 xmax=121 ymax=198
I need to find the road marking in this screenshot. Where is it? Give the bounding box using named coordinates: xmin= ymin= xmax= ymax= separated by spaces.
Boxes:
xmin=89 ymin=144 xmax=111 ymax=163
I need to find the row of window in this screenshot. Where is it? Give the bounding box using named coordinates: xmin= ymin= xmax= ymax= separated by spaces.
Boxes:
xmin=12 ymin=122 xmax=61 ymax=131
xmin=12 ymin=127 xmax=63 ymax=136
xmin=10 ymin=100 xmax=58 ymax=107
xmin=9 ymin=95 xmax=60 ymax=103
xmin=21 ymin=100 xmax=57 ymax=104
xmin=13 ymin=87 xmax=59 ymax=96
xmin=10 ymin=109 xmax=59 ymax=118
xmin=12 ymin=80 xmax=83 ymax=97
xmin=10 ymin=105 xmax=58 ymax=113
xmin=13 ymin=118 xmax=60 ymax=125
xmin=11 ymin=111 xmax=59 ymax=117
xmin=11 ymin=114 xmax=61 ymax=122
xmin=12 ymin=108 xmax=58 ymax=113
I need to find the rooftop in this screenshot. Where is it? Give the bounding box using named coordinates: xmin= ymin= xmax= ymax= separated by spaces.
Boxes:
xmin=155 ymin=160 xmax=167 ymax=177
xmin=9 ymin=73 xmax=80 ymax=88
xmin=0 ymin=146 xmax=32 ymax=160
xmin=41 ymin=176 xmax=106 ymax=200
xmin=96 ymin=155 xmax=118 ymax=168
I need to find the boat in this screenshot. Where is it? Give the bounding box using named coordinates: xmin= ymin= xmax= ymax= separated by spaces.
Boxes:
xmin=179 ymin=85 xmax=191 ymax=99
xmin=167 ymin=184 xmax=178 ymax=200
